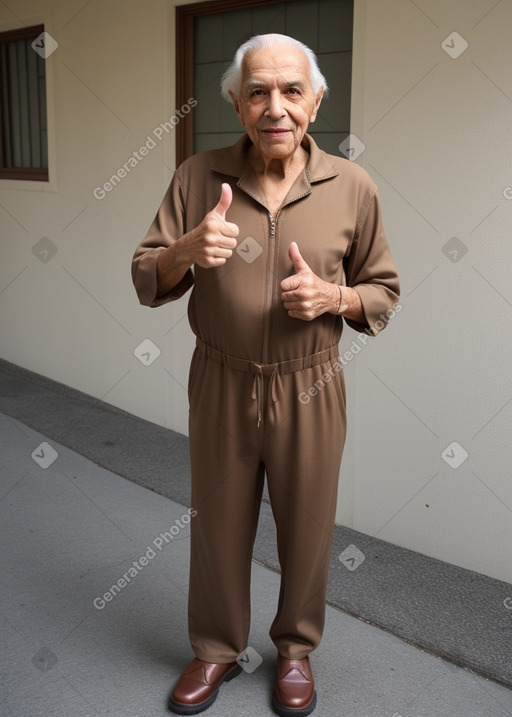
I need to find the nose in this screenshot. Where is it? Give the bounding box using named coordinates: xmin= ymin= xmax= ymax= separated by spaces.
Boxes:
xmin=265 ymin=90 xmax=286 ymax=120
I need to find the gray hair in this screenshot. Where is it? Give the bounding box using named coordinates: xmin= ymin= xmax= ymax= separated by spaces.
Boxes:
xmin=221 ymin=33 xmax=329 ymax=103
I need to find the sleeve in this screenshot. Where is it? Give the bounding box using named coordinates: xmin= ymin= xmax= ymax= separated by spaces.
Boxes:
xmin=131 ymin=169 xmax=194 ymax=308
xmin=343 ymin=187 xmax=400 ymax=336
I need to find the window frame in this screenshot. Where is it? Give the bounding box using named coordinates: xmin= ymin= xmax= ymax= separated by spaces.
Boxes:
xmin=0 ymin=23 xmax=49 ymax=182
xmin=175 ymin=0 xmax=295 ymax=166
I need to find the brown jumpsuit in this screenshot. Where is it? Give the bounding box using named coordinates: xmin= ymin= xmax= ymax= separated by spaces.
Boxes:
xmin=132 ymin=133 xmax=400 ymax=663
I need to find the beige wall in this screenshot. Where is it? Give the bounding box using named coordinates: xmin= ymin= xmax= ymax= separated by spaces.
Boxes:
xmin=343 ymin=0 xmax=512 ymax=583
xmin=1 ymin=0 xmax=511 ymax=583
xmin=0 ymin=0 xmax=197 ymax=432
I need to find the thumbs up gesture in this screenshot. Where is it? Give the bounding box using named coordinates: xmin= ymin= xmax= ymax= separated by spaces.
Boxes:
xmin=281 ymin=242 xmax=343 ymax=321
xmin=185 ymin=183 xmax=239 ymax=269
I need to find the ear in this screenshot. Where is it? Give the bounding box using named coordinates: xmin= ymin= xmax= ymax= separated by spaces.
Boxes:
xmin=309 ymin=86 xmax=324 ymax=123
xmin=229 ymin=91 xmax=246 ymax=127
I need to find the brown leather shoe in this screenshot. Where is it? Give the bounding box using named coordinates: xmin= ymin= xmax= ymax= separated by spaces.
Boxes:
xmin=168 ymin=658 xmax=242 ymax=714
xmin=272 ymin=655 xmax=317 ymax=716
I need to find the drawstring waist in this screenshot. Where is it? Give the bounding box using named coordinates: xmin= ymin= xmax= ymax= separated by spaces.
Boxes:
xmin=195 ymin=337 xmax=339 ymax=427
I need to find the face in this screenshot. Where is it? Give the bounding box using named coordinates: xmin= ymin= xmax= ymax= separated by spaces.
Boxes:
xmin=230 ymin=45 xmax=324 ymax=164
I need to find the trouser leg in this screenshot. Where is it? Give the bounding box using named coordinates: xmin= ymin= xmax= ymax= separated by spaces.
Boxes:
xmin=264 ymin=360 xmax=347 ymax=659
xmin=187 ymin=349 xmax=263 ymax=663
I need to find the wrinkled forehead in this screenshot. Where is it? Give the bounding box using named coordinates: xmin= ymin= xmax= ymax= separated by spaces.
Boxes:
xmin=240 ymin=46 xmax=312 ymax=88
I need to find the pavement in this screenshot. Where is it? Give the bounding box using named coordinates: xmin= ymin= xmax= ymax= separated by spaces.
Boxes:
xmin=1 ymin=411 xmax=512 ymax=717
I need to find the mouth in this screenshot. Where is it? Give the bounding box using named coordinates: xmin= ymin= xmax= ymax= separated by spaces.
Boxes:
xmin=262 ymin=128 xmax=291 ymax=138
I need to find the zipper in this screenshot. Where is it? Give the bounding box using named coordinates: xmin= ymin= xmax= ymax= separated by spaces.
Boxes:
xmin=256 ymin=211 xmax=278 ymax=428
xmin=262 ymin=211 xmax=279 ymax=365
xmin=253 ymin=187 xmax=313 ymax=427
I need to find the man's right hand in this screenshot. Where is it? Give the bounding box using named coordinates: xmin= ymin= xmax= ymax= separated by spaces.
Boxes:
xmin=184 ymin=183 xmax=239 ymax=268
xmin=156 ymin=183 xmax=239 ymax=299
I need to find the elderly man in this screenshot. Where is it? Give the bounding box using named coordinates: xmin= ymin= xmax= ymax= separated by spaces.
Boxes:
xmin=132 ymin=33 xmax=399 ymax=717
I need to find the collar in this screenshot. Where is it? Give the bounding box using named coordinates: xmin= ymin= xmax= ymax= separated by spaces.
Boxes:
xmin=212 ymin=133 xmax=339 ymax=208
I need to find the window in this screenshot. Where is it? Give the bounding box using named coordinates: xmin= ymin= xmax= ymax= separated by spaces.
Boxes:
xmin=176 ymin=0 xmax=353 ymax=164
xmin=0 ymin=24 xmax=49 ymax=181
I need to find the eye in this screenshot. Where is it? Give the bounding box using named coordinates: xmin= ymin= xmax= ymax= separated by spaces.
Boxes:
xmin=250 ymin=89 xmax=265 ymax=97
xmin=286 ymin=88 xmax=300 ymax=95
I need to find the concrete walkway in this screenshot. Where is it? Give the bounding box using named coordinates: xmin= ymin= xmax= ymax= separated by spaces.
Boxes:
xmin=1 ymin=411 xmax=511 ymax=717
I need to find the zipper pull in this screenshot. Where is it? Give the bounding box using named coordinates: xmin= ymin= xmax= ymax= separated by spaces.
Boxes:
xmin=269 ymin=213 xmax=275 ymax=237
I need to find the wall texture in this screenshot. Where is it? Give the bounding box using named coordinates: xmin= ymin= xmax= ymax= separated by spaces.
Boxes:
xmin=0 ymin=0 xmax=511 ymax=583
xmin=344 ymin=0 xmax=512 ymax=583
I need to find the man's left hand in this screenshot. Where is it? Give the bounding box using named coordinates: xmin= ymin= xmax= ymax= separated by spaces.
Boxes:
xmin=281 ymin=242 xmax=345 ymax=321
